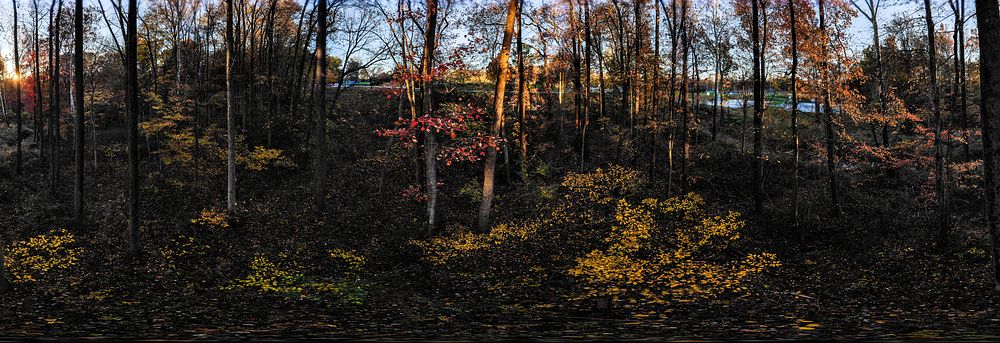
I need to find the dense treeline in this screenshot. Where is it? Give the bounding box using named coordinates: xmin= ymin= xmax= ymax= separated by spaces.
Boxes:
xmin=2 ymin=0 xmax=1000 ymax=336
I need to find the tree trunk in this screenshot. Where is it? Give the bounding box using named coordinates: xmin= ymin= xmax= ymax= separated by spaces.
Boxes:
xmin=817 ymin=0 xmax=840 ymax=218
xmin=14 ymin=0 xmax=23 ymax=176
xmin=680 ymin=0 xmax=690 ymax=191
xmin=126 ymin=0 xmax=141 ymax=258
xmin=581 ymin=0 xmax=592 ymax=171
xmin=73 ymin=0 xmax=84 ymax=225
xmin=312 ymin=0 xmax=329 ymax=213
xmin=651 ymin=0 xmax=660 ymax=176
xmin=33 ymin=0 xmax=44 ymax=157
xmin=924 ymin=0 xmax=949 ymax=248
xmin=226 ymin=0 xmax=237 ymax=213
xmin=49 ymin=1 xmax=64 ymax=194
xmin=789 ymin=0 xmax=799 ymax=230
xmin=423 ymin=0 xmax=440 ymax=234
xmin=975 ymin=0 xmax=1000 ymax=291
xmin=751 ymin=0 xmax=763 ymax=215
xmin=477 ymin=0 xmax=519 ymax=232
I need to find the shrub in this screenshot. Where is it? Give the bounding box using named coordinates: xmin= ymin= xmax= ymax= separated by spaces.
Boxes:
xmin=569 ymin=193 xmax=780 ymax=304
xmin=412 ymin=166 xmax=777 ymax=306
xmin=223 ymin=252 xmax=366 ymax=304
xmin=191 ymin=209 xmax=229 ymax=229
xmin=4 ymin=229 xmax=83 ymax=283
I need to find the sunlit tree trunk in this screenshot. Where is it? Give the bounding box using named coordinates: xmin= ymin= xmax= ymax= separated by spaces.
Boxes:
xmin=478 ymin=0 xmax=518 ymax=232
xmin=226 ymin=0 xmax=237 ymax=214
xmin=518 ymin=0 xmax=528 ymax=179
xmin=581 ymin=0 xmax=592 ymax=171
xmin=651 ymin=0 xmax=660 ymax=176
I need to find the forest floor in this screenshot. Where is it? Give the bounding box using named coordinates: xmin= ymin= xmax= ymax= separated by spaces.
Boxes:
xmin=2 ymin=94 xmax=1000 ymax=340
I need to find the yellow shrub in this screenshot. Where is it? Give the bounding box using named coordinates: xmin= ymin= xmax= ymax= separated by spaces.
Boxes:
xmin=4 ymin=229 xmax=83 ymax=283
xmin=329 ymin=248 xmax=366 ymax=274
xmin=224 ymin=254 xmax=366 ymax=303
xmin=569 ymin=193 xmax=779 ymax=303
xmin=241 ymin=146 xmax=296 ymax=171
xmin=561 ymin=165 xmax=646 ymax=205
xmin=191 ymin=209 xmax=229 ymax=229
xmin=412 ymin=222 xmax=540 ymax=265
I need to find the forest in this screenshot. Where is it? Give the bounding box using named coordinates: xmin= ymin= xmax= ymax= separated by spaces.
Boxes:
xmin=2 ymin=0 xmax=1000 ymax=339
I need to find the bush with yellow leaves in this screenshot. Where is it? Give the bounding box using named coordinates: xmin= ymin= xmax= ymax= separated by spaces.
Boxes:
xmin=223 ymin=251 xmax=366 ymax=304
xmin=569 ymin=193 xmax=780 ymax=304
xmin=240 ymin=146 xmax=296 ymax=171
xmin=412 ymin=166 xmax=648 ymax=296
xmin=412 ymin=166 xmax=777 ymax=306
xmin=4 ymin=229 xmax=83 ymax=283
xmin=191 ymin=209 xmax=229 ymax=229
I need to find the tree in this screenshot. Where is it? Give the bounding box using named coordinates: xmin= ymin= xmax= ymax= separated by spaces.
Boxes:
xmin=423 ymin=0 xmax=441 ymax=233
xmin=226 ymin=0 xmax=237 ymax=214
xmin=818 ymin=0 xmax=840 ymax=217
xmin=126 ymin=0 xmax=141 ymax=258
xmin=14 ymin=0 xmax=23 ymax=176
xmin=518 ymin=0 xmax=528 ymax=179
xmin=949 ymin=0 xmax=969 ymax=161
xmin=312 ymin=0 xmax=328 ymax=213
xmin=73 ymin=0 xmax=85 ymax=225
xmin=787 ymin=0 xmax=799 ymax=230
xmin=48 ymin=0 xmax=64 ymax=193
xmin=975 ymin=0 xmax=1000 ymax=291
xmin=751 ymin=0 xmax=763 ymax=215
xmin=477 ymin=0 xmax=519 ymax=232
xmin=33 ymin=0 xmax=44 ymax=156
xmin=851 ymin=0 xmax=888 ymax=147
xmin=923 ymin=0 xmax=948 ymax=247
xmin=0 ymin=0 xmax=12 ymax=286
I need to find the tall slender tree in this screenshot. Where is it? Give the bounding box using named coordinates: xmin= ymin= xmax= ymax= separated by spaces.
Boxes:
xmin=478 ymin=0 xmax=519 ymax=232
xmin=751 ymin=0 xmax=764 ymax=215
xmin=518 ymin=0 xmax=528 ymax=178
xmin=975 ymin=0 xmax=1000 ymax=291
xmin=48 ymin=0 xmax=64 ymax=193
xmin=788 ymin=0 xmax=800 ymax=230
xmin=226 ymin=0 xmax=237 ymax=214
xmin=126 ymin=0 xmax=141 ymax=258
xmin=581 ymin=0 xmax=592 ymax=170
xmin=73 ymin=0 xmax=85 ymax=224
xmin=423 ymin=0 xmax=440 ymax=233
xmin=851 ymin=0 xmax=888 ymax=147
xmin=312 ymin=0 xmax=329 ymax=213
xmin=950 ymin=0 xmax=969 ymax=161
xmin=651 ymin=0 xmax=660 ymax=175
xmin=33 ymin=0 xmax=44 ymax=155
xmin=14 ymin=0 xmax=23 ymax=176
xmin=819 ymin=0 xmax=840 ymax=217
xmin=924 ymin=0 xmax=948 ymax=247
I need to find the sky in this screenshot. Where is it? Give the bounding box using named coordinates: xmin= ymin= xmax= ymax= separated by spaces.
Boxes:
xmin=0 ymin=0 xmax=975 ymax=79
